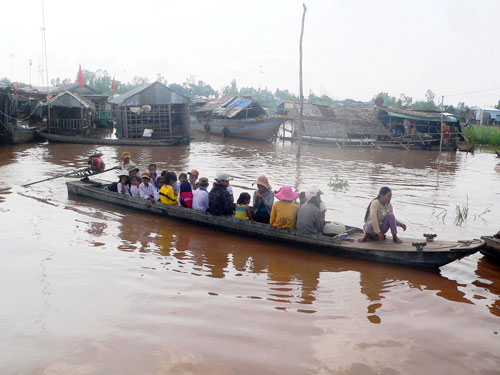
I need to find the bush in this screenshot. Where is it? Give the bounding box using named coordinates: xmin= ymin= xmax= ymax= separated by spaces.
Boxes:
xmin=463 ymin=126 xmax=500 ymax=146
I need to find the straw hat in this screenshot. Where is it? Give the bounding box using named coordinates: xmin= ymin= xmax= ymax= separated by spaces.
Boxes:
xmin=141 ymin=172 xmax=150 ymax=180
xmin=126 ymin=163 xmax=138 ymax=172
xmin=275 ymin=185 xmax=299 ymax=201
xmin=254 ymin=175 xmax=271 ymax=189
xmin=122 ymin=151 xmax=131 ymax=159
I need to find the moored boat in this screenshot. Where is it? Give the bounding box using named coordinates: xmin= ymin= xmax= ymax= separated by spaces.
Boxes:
xmin=37 ymin=131 xmax=189 ymax=146
xmin=480 ymin=234 xmax=500 ymax=262
xmin=66 ymin=179 xmax=485 ymax=268
xmin=192 ymin=96 xmax=286 ymax=141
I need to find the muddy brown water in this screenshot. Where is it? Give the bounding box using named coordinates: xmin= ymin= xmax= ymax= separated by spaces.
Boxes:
xmin=1 ymin=136 xmax=499 ymax=374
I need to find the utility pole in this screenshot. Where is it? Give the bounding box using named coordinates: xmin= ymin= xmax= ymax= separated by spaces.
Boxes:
xmin=9 ymin=54 xmax=14 ymax=81
xmin=296 ymin=3 xmax=307 ymax=159
xmin=28 ymin=59 xmax=33 ymax=88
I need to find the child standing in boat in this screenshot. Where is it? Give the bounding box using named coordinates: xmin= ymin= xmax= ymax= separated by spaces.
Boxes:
xmin=235 ymin=193 xmax=252 ymax=220
xmin=359 ymin=187 xmax=407 ymax=243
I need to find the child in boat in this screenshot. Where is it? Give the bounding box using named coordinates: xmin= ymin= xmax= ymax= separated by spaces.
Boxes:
xmin=148 ymin=164 xmax=159 ymax=187
xmin=155 ymin=177 xmax=165 ymax=201
xmin=192 ymin=177 xmax=210 ymax=211
xmin=159 ymin=172 xmax=178 ymax=206
xmin=121 ymin=151 xmax=133 ymax=170
xmin=270 ymin=186 xmax=300 ymax=230
xmin=188 ymin=169 xmax=199 ymax=191
xmin=358 ymin=186 xmax=407 ymax=244
xmin=235 ymin=192 xmax=252 ymax=220
xmin=117 ymin=170 xmax=131 ymax=196
xmin=179 ymin=180 xmax=193 ymax=208
xmin=129 ymin=175 xmax=141 ymax=197
xmin=139 ymin=173 xmax=156 ymax=203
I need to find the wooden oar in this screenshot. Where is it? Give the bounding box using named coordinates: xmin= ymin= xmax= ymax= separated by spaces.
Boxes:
xmin=23 ymin=166 xmax=119 ymax=187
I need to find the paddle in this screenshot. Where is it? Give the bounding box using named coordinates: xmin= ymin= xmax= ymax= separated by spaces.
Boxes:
xmin=23 ymin=166 xmax=120 ymax=187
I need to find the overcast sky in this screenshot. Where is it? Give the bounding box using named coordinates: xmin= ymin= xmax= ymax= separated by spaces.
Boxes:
xmin=2 ymin=0 xmax=500 ymax=107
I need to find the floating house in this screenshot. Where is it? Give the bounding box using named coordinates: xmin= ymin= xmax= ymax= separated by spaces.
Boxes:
xmin=46 ymin=91 xmax=94 ymax=135
xmin=280 ymin=101 xmax=460 ymax=150
xmin=109 ymin=81 xmax=190 ymax=141
xmin=52 ymin=84 xmax=112 ymax=128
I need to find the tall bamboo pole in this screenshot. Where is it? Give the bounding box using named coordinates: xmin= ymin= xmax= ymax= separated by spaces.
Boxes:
xmin=439 ymin=95 xmax=444 ymax=154
xmin=296 ymin=3 xmax=307 ymax=159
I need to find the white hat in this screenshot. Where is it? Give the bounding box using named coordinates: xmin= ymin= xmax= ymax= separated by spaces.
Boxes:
xmin=305 ymin=186 xmax=323 ymax=201
xmin=215 ymin=172 xmax=232 ymax=181
xmin=117 ymin=170 xmax=129 ymax=177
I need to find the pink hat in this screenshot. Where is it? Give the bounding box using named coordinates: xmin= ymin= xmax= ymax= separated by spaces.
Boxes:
xmin=275 ymin=185 xmax=299 ymax=201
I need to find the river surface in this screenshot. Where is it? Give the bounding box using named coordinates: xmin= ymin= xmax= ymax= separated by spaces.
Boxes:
xmin=1 ymin=136 xmax=499 ymax=374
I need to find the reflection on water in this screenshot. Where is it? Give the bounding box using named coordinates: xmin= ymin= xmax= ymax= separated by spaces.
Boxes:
xmin=0 ymin=139 xmax=499 ymax=374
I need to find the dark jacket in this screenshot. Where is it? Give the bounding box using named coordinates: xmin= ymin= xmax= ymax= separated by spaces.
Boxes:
xmin=208 ymin=183 xmax=233 ymax=216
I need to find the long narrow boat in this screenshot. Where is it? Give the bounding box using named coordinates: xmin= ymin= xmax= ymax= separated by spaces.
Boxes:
xmin=66 ymin=179 xmax=485 ymax=268
xmin=37 ymin=131 xmax=189 ymax=146
xmin=480 ymin=235 xmax=500 ymax=262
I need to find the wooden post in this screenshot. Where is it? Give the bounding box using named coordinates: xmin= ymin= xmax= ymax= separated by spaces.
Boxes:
xmin=296 ymin=3 xmax=307 ymax=159
xmin=168 ymin=104 xmax=173 ymax=138
xmin=439 ymin=95 xmax=444 ymax=154
xmin=123 ymin=107 xmax=128 ymax=138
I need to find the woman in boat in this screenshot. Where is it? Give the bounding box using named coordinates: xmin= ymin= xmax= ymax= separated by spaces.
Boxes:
xmin=252 ymin=175 xmax=274 ymax=224
xmin=359 ymin=187 xmax=407 ymax=244
xmin=270 ymin=186 xmax=300 ymax=230
xmin=117 ymin=170 xmax=131 ymax=196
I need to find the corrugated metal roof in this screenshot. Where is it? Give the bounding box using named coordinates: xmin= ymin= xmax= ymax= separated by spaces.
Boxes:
xmin=48 ymin=91 xmax=93 ymax=108
xmin=109 ymin=81 xmax=190 ymax=106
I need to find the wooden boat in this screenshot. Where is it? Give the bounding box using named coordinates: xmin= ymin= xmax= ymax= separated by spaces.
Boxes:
xmin=191 ymin=96 xmax=286 ymax=141
xmin=191 ymin=116 xmax=285 ymax=141
xmin=66 ymin=179 xmax=485 ymax=268
xmin=0 ymin=123 xmax=40 ymax=144
xmin=480 ymin=235 xmax=500 ymax=262
xmin=37 ymin=131 xmax=189 ymax=146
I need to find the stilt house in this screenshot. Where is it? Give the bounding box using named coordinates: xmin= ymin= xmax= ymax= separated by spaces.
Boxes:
xmin=110 ymin=81 xmax=190 ymax=140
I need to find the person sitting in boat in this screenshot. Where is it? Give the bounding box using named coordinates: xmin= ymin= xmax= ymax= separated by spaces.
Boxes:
xmin=192 ymin=177 xmax=210 ymax=211
xmin=139 ymin=173 xmax=156 ymax=203
xmin=179 ymin=180 xmax=193 ymax=208
xmin=208 ymin=172 xmax=234 ymax=216
xmin=235 ymin=192 xmax=252 ymax=220
xmin=126 ymin=163 xmax=139 ymax=177
xmin=270 ymin=186 xmax=300 ymax=230
xmin=188 ymin=169 xmax=199 ymax=191
xmin=117 ymin=170 xmax=131 ymax=196
xmin=156 ymin=177 xmax=165 ymax=201
xmin=358 ymin=186 xmax=407 ymax=244
xmin=252 ymin=175 xmax=274 ymax=223
xmin=129 ymin=175 xmax=141 ymax=198
xmin=121 ymin=151 xmax=133 ymax=170
xmin=148 ymin=164 xmax=159 ymax=187
xmin=296 ymin=187 xmax=325 ymax=235
xmin=159 ymin=172 xmax=178 ymax=206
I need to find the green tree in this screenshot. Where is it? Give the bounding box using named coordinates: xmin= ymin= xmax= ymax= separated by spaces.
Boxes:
xmin=372 ymin=92 xmax=401 ymax=107
xmin=1 ymin=77 xmax=12 ymax=85
xmin=496 ymin=100 xmax=500 ymax=110
xmin=221 ymin=79 xmax=238 ymax=97
xmin=274 ymin=88 xmax=299 ymax=101
xmin=308 ymin=91 xmax=335 ymax=106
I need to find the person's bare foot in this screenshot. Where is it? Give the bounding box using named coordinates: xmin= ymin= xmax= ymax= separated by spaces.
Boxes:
xmin=392 ymin=234 xmax=402 ymax=243
xmin=358 ymin=234 xmax=368 ymax=243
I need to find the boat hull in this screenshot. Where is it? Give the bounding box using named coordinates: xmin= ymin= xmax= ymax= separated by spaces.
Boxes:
xmin=1 ymin=129 xmax=39 ymax=144
xmin=67 ymin=179 xmax=485 ymax=268
xmin=191 ymin=116 xmax=284 ymax=141
xmin=37 ymin=131 xmax=189 ymax=146
xmin=480 ymin=236 xmax=500 ymax=262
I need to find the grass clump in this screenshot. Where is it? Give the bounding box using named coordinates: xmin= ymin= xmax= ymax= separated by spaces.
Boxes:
xmin=328 ymin=175 xmax=349 ymax=190
xmin=463 ymin=126 xmax=500 ymax=146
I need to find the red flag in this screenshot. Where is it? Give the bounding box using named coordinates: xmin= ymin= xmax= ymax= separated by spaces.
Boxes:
xmin=77 ymin=64 xmax=85 ymax=88
xmin=12 ymin=82 xmax=18 ymax=89
xmin=111 ymin=76 xmax=115 ymax=92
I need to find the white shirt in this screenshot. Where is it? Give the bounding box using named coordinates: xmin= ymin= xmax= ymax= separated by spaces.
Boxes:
xmin=117 ymin=182 xmax=130 ymax=196
xmin=192 ymin=188 xmax=209 ymax=211
xmin=130 ymin=185 xmax=140 ymax=197
xmin=139 ymin=182 xmax=156 ymax=200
